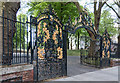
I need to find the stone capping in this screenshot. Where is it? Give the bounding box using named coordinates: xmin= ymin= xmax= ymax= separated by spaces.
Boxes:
xmin=112 ymin=58 xmax=120 ymax=61
xmin=0 ymin=64 xmax=33 ymax=75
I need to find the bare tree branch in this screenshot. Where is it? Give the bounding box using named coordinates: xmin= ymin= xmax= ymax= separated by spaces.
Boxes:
xmin=114 ymin=0 xmax=120 ymax=7
xmin=101 ymin=0 xmax=109 ymax=7
xmin=63 ymin=2 xmax=71 ymax=6
xmin=98 ymin=0 xmax=102 ymax=10
xmin=106 ymin=2 xmax=120 ymax=18
xmin=94 ymin=0 xmax=97 ymax=12
xmin=73 ymin=2 xmax=83 ymax=12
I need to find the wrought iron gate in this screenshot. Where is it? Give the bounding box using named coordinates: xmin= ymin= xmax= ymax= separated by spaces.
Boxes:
xmin=62 ymin=6 xmax=112 ymax=68
xmin=1 ymin=3 xmax=113 ymax=81
xmin=29 ymin=5 xmax=112 ymax=81
xmin=31 ymin=7 xmax=66 ymax=81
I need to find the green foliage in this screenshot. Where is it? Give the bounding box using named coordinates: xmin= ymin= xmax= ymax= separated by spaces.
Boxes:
xmin=89 ymin=12 xmax=94 ymax=22
xmin=13 ymin=14 xmax=27 ymax=49
xmin=27 ymin=2 xmax=88 ymax=40
xmin=27 ymin=2 xmax=79 ymax=25
xmin=75 ymin=28 xmax=89 ymax=36
xmin=67 ymin=49 xmax=80 ymax=56
xmin=67 ymin=49 xmax=89 ymax=56
xmin=99 ymin=10 xmax=117 ymax=36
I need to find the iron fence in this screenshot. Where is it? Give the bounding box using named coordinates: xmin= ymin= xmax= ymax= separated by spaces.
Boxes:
xmin=1 ymin=10 xmax=32 ymax=65
xmin=80 ymin=49 xmax=101 ymax=68
xmin=80 ymin=30 xmax=112 ymax=68
xmin=111 ymin=43 xmax=120 ymax=58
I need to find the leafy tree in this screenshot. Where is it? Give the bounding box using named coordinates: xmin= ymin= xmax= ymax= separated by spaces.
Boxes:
xmin=13 ymin=14 xmax=27 ymax=49
xmin=85 ymin=0 xmax=119 ymax=56
xmin=99 ymin=10 xmax=117 ymax=36
xmin=27 ymin=2 xmax=84 ymax=50
xmin=105 ymin=0 xmax=120 ymax=57
xmin=27 ymin=2 xmax=80 ymax=25
xmin=74 ymin=28 xmax=89 ymax=49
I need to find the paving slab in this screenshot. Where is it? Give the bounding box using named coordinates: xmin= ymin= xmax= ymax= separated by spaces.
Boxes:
xmin=54 ymin=66 xmax=119 ymax=81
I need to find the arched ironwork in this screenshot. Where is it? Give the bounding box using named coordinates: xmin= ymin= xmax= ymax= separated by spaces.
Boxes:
xmin=65 ymin=8 xmax=97 ymax=41
xmin=64 ymin=7 xmax=112 ymax=68
xmin=36 ymin=13 xmax=63 ymax=60
xmin=32 ymin=5 xmax=66 ymax=81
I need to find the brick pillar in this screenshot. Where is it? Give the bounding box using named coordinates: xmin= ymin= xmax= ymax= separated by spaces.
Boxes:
xmin=0 ymin=2 xmax=3 ymax=66
xmin=0 ymin=2 xmax=20 ymax=65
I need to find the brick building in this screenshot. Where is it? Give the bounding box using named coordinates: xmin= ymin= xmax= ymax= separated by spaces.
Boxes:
xmin=0 ymin=2 xmax=34 ymax=82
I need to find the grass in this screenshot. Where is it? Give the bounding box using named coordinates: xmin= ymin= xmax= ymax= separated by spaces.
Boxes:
xmin=67 ymin=49 xmax=80 ymax=56
xmin=67 ymin=49 xmax=88 ymax=56
xmin=83 ymin=57 xmax=100 ymax=66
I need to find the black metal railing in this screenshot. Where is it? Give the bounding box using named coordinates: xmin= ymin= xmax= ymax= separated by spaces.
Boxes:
xmin=1 ymin=10 xmax=32 ymax=65
xmin=111 ymin=43 xmax=120 ymax=58
xmin=80 ymin=31 xmax=112 ymax=68
xmin=80 ymin=49 xmax=101 ymax=68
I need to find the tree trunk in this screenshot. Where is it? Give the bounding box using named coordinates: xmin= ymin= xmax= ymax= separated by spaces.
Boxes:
xmin=116 ymin=32 xmax=120 ymax=58
xmin=74 ymin=1 xmax=104 ymax=56
xmin=73 ymin=2 xmax=83 ymax=12
xmin=118 ymin=34 xmax=120 ymax=56
xmin=67 ymin=33 xmax=69 ymax=49
xmin=78 ymin=32 xmax=79 ymax=50
xmin=85 ymin=36 xmax=87 ymax=49
xmin=87 ymin=1 xmax=102 ymax=56
xmin=88 ymin=41 xmax=96 ymax=56
xmin=116 ymin=2 xmax=120 ymax=58
xmin=71 ymin=37 xmax=72 ymax=50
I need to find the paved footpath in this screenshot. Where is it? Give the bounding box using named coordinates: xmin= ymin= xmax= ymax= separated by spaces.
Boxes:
xmin=67 ymin=56 xmax=99 ymax=76
xmin=54 ymin=66 xmax=119 ymax=81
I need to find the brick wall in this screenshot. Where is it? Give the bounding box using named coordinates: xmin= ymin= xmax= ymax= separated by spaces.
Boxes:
xmin=2 ymin=70 xmax=33 ymax=82
xmin=1 ymin=64 xmax=33 ymax=82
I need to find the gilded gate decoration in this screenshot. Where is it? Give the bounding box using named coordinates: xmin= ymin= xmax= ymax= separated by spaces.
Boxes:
xmin=33 ymin=5 xmax=65 ymax=81
xmin=101 ymin=30 xmax=111 ymax=58
xmin=37 ymin=15 xmax=63 ymax=60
